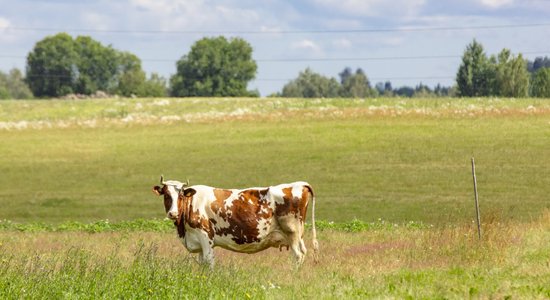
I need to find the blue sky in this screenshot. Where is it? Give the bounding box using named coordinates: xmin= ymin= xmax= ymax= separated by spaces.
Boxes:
xmin=1 ymin=0 xmax=549 ymax=96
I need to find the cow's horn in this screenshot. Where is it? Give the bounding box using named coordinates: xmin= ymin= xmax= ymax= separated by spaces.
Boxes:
xmin=160 ymin=175 xmax=165 ymax=185
xmin=183 ymin=178 xmax=190 ymax=187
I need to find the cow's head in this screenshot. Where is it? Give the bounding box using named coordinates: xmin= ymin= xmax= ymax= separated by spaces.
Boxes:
xmin=152 ymin=176 xmax=195 ymax=221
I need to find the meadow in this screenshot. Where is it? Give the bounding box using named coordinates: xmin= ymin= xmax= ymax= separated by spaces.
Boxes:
xmin=0 ymin=97 xmax=549 ymax=298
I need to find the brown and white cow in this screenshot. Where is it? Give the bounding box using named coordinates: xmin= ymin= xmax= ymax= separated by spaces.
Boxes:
xmin=153 ymin=176 xmax=319 ymax=268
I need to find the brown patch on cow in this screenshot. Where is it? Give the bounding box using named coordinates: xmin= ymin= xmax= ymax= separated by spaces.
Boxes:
xmin=159 ymin=185 xmax=172 ymax=214
xmin=214 ymin=189 xmax=232 ymax=202
xmin=175 ymin=188 xmax=187 ymax=239
xmin=152 ymin=186 xmax=163 ymax=196
xmin=214 ymin=188 xmax=273 ymax=245
xmin=276 ymin=186 xmax=310 ymax=223
xmin=182 ymin=191 xmax=215 ymax=240
xmin=210 ymin=189 xmax=233 ymax=220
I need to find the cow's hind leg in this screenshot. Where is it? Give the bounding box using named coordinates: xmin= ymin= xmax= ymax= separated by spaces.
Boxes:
xmin=288 ymin=232 xmax=306 ymax=268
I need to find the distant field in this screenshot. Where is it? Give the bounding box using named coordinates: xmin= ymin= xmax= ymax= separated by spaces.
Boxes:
xmin=0 ymin=97 xmax=549 ymax=224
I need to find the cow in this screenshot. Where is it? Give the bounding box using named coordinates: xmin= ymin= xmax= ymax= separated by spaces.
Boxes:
xmin=152 ymin=176 xmax=319 ymax=269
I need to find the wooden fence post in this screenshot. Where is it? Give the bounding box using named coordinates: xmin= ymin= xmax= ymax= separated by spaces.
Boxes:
xmin=471 ymin=157 xmax=481 ymax=240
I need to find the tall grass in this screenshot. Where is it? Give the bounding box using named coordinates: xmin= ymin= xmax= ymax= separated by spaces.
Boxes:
xmin=1 ymin=211 xmax=549 ymax=299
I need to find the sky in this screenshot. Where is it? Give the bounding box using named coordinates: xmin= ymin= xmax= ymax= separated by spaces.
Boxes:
xmin=0 ymin=0 xmax=549 ymax=96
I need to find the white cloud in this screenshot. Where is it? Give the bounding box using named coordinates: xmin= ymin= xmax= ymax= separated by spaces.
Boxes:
xmin=81 ymin=12 xmax=113 ymax=31
xmin=479 ymin=0 xmax=514 ymax=8
xmin=0 ymin=16 xmax=10 ymax=29
xmin=309 ymin=0 xmax=426 ymax=17
xmin=331 ymin=38 xmax=352 ymax=49
xmin=129 ymin=0 xmax=177 ymax=15
xmin=0 ymin=16 xmax=18 ymax=43
xmin=124 ymin=0 xmax=263 ymax=32
xmin=292 ymin=39 xmax=322 ymax=53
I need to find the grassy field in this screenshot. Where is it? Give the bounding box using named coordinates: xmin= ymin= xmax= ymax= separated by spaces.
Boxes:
xmin=1 ymin=97 xmax=549 ymax=224
xmin=1 ymin=214 xmax=549 ymax=299
xmin=1 ymin=97 xmax=549 ymax=298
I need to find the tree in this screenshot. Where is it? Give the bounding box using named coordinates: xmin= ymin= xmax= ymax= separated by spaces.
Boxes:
xmin=339 ymin=68 xmax=376 ymax=98
xmin=493 ymin=49 xmax=529 ymax=97
xmin=281 ymin=68 xmax=341 ymax=98
xmin=114 ymin=51 xmax=146 ymax=97
xmin=74 ymin=36 xmax=118 ymax=94
xmin=339 ymin=67 xmax=353 ymax=84
xmin=394 ymin=86 xmax=415 ymax=97
xmin=531 ymin=67 xmax=550 ymax=97
xmin=26 ymin=33 xmax=78 ymax=97
xmin=456 ymin=39 xmax=493 ymax=97
xmin=528 ymin=56 xmax=550 ymax=73
xmin=170 ymin=36 xmax=257 ymax=97
xmin=434 ymin=83 xmax=453 ymax=97
xmin=26 ymin=33 xmax=152 ymax=98
xmin=414 ymin=83 xmax=433 ymax=97
xmin=141 ymin=73 xmax=168 ymax=97
xmin=0 ymin=68 xmax=33 ymax=99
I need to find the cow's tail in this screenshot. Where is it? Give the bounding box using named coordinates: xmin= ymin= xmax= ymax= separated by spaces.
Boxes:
xmin=308 ymin=185 xmax=320 ymax=263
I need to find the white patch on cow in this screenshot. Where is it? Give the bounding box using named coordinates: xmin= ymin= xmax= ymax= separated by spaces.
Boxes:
xmin=259 ymin=203 xmax=270 ymax=215
xmin=268 ymin=185 xmax=288 ymax=205
xmin=182 ymin=227 xmax=204 ymax=253
xmin=165 ymin=184 xmax=181 ymax=218
xmin=291 ymin=184 xmax=303 ymax=199
xmin=189 ymin=185 xmax=218 ymax=218
xmin=257 ymin=217 xmax=272 ymax=236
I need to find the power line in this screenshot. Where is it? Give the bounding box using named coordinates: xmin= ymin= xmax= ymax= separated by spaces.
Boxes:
xmin=4 ymin=23 xmax=550 ymax=35
xmin=2 ymin=51 xmax=548 ymax=63
xmin=21 ymin=72 xmax=455 ymax=83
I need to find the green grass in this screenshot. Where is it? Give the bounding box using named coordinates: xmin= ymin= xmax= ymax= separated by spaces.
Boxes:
xmin=1 ymin=97 xmax=549 ymax=224
xmin=1 ymin=213 xmax=549 ymax=299
xmin=0 ymin=218 xmax=428 ymax=233
xmin=0 ymin=97 xmax=549 ymax=299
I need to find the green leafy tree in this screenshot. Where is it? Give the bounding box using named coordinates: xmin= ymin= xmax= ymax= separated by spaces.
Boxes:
xmin=339 ymin=68 xmax=376 ymax=98
xmin=74 ymin=36 xmax=118 ymax=94
xmin=531 ymin=67 xmax=550 ymax=97
xmin=493 ymin=49 xmax=529 ymax=97
xmin=0 ymin=68 xmax=33 ymax=99
xmin=170 ymin=36 xmax=257 ymax=97
xmin=281 ymin=68 xmax=341 ymax=98
xmin=26 ymin=33 xmax=152 ymax=98
xmin=141 ymin=73 xmax=168 ymax=97
xmin=413 ymin=83 xmax=433 ymax=98
xmin=528 ymin=56 xmax=550 ymax=73
xmin=114 ymin=52 xmax=146 ymax=97
xmin=26 ymin=33 xmax=78 ymax=97
xmin=456 ymin=39 xmax=494 ymax=97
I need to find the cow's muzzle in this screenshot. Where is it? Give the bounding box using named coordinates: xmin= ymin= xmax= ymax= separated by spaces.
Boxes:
xmin=167 ymin=211 xmax=178 ymax=220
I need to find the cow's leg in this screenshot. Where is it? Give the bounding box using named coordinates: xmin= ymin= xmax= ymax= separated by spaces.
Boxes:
xmin=299 ymin=238 xmax=307 ymax=257
xmin=288 ymin=232 xmax=305 ymax=268
xmin=198 ymin=237 xmax=215 ymax=269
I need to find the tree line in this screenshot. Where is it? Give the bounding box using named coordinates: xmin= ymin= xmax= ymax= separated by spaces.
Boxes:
xmin=456 ymin=40 xmax=550 ymax=98
xmin=1 ymin=33 xmax=549 ymax=99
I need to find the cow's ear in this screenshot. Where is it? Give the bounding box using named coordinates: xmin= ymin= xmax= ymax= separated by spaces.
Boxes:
xmin=153 ymin=186 xmax=163 ymax=196
xmin=182 ymin=188 xmax=196 ymax=197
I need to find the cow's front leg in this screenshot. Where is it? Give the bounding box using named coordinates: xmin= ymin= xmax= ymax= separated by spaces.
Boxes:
xmin=200 ymin=247 xmax=214 ymax=269
xmin=198 ymin=236 xmax=215 ymax=269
